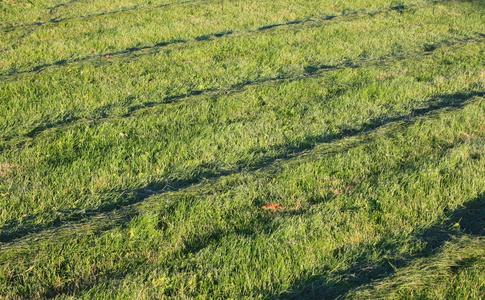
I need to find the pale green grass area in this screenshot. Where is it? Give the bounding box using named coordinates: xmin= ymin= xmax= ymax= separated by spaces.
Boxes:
xmin=1 ymin=0 xmax=484 ymax=298
xmin=0 ymin=0 xmax=435 ymax=74
xmin=346 ymin=236 xmax=485 ymax=299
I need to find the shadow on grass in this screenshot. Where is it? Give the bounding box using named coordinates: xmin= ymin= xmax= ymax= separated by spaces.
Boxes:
xmin=4 ymin=0 xmax=462 ymax=36
xmin=270 ymin=195 xmax=485 ymax=300
xmin=1 ymin=1 xmax=443 ymax=82
xmin=1 ymin=89 xmax=483 ymax=246
xmin=2 ymin=0 xmax=211 ymax=33
xmin=2 ymin=33 xmax=483 ymax=147
xmin=0 ymin=15 xmax=326 ymax=80
xmin=28 ymin=206 xmax=282 ymax=299
xmin=14 ymin=148 xmax=484 ymax=299
xmin=0 ymin=0 xmax=211 ymax=56
xmin=1 ymin=88 xmax=482 ymax=299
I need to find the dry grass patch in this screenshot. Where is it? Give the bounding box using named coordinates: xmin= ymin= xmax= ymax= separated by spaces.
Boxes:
xmin=0 ymin=163 xmax=18 ymax=178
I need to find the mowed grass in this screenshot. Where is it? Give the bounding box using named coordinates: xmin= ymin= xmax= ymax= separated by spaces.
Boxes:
xmin=1 ymin=0 xmax=484 ymax=298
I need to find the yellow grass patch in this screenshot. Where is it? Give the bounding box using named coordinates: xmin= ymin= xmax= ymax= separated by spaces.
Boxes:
xmin=0 ymin=163 xmax=18 ymax=178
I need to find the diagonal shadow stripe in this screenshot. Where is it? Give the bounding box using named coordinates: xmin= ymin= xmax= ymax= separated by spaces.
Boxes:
xmin=1 ymin=90 xmax=483 ymax=248
xmin=1 ymin=33 xmax=483 ymax=148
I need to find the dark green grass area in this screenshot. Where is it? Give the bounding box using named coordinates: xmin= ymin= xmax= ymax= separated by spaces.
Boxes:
xmin=1 ymin=0 xmax=484 ymax=298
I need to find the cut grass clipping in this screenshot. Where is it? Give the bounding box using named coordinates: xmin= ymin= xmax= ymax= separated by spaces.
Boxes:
xmin=1 ymin=0 xmax=484 ymax=298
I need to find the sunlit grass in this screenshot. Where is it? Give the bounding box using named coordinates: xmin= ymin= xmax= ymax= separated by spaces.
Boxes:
xmin=1 ymin=0 xmax=484 ymax=298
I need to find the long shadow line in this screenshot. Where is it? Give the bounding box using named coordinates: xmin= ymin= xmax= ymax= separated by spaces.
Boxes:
xmin=0 ymin=1 xmax=441 ymax=80
xmin=1 ymin=33 xmax=483 ymax=148
xmin=255 ymin=91 xmax=485 ymax=177
xmin=1 ymin=90 xmax=483 ymax=249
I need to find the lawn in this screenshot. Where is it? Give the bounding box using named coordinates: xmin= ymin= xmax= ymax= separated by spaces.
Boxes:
xmin=0 ymin=0 xmax=484 ymax=298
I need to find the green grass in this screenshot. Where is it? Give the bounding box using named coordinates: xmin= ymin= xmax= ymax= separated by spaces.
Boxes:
xmin=1 ymin=0 xmax=484 ymax=298
xmin=346 ymin=236 xmax=485 ymax=299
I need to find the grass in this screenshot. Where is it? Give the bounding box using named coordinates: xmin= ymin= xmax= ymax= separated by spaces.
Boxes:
xmin=1 ymin=0 xmax=484 ymax=298
xmin=346 ymin=236 xmax=485 ymax=299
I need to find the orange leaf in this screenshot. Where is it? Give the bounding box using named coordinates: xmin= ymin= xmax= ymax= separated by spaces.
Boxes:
xmin=261 ymin=204 xmax=279 ymax=210
xmin=104 ymin=55 xmax=112 ymax=58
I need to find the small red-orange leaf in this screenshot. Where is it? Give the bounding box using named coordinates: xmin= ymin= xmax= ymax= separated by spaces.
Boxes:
xmin=104 ymin=55 xmax=112 ymax=58
xmin=261 ymin=204 xmax=279 ymax=210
